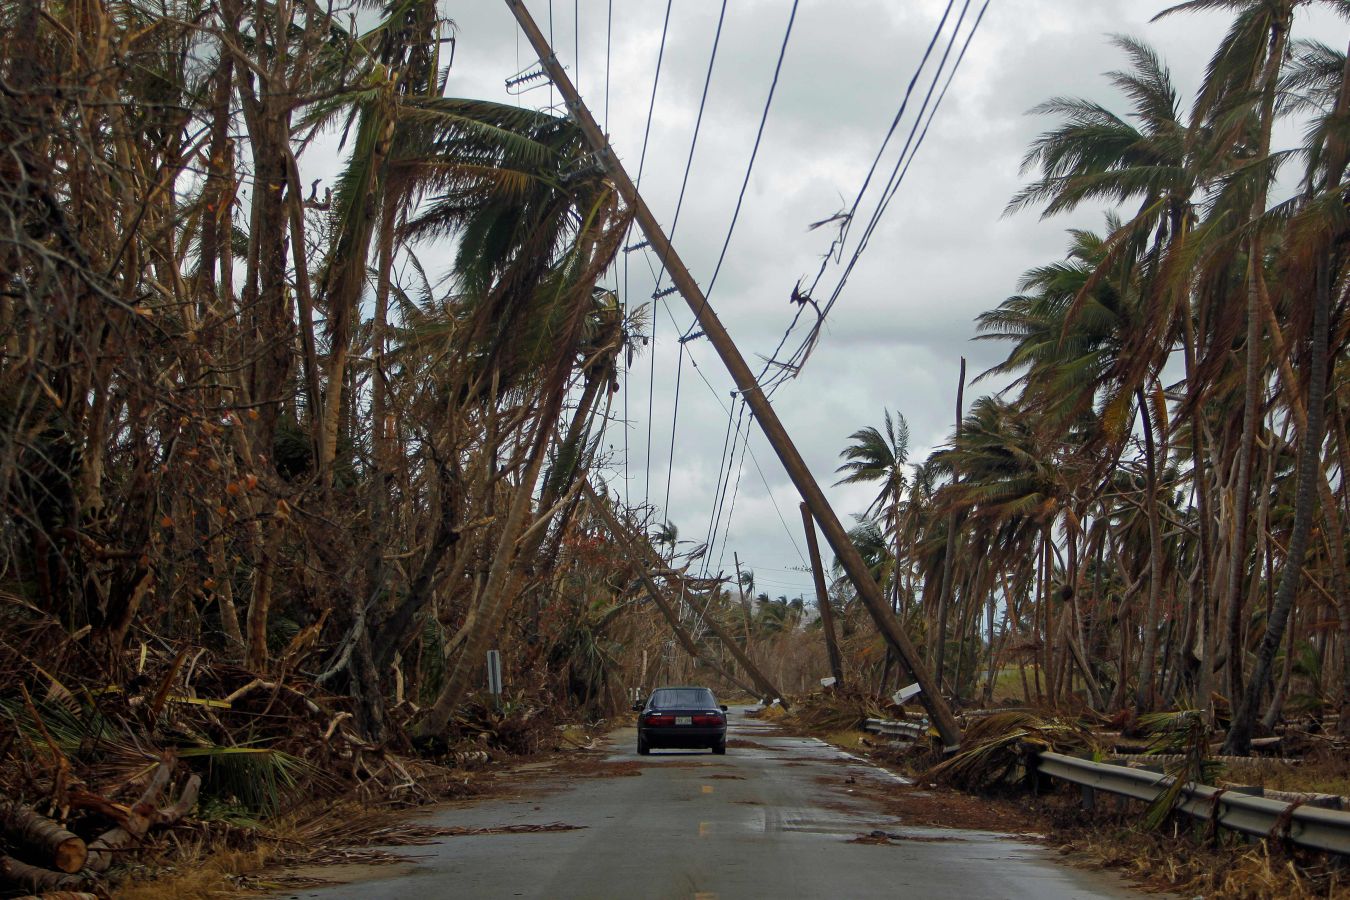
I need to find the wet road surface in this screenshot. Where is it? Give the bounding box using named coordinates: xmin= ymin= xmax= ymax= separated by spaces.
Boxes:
xmin=290 ymin=708 xmax=1146 ymax=900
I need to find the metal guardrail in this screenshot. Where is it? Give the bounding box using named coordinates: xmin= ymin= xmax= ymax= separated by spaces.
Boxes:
xmin=1036 ymin=752 xmax=1350 ymax=857
xmin=863 ymin=717 xmax=927 ymax=740
xmin=860 ymin=720 xmax=1350 ymax=857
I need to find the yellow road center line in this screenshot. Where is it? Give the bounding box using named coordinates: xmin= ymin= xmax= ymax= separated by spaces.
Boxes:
xmin=698 ymin=822 xmax=711 ymax=837
xmin=701 ymin=785 xmax=714 ymax=794
xmin=694 ymin=892 xmax=717 ymax=899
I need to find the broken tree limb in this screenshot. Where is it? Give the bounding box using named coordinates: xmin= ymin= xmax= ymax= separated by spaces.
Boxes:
xmin=84 ymin=774 xmax=201 ymax=874
xmin=0 ymin=801 xmax=87 ymax=874
xmin=222 ymin=678 xmax=324 ymax=716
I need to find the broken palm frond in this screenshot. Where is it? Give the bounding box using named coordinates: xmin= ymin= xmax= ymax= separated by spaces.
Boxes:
xmin=178 ymin=746 xmax=322 ymax=820
xmin=924 ymin=711 xmax=1098 ymax=792
xmin=0 ymin=640 xmax=506 ymax=896
xmin=790 ymin=688 xmax=884 ymax=734
xmin=1138 ymin=709 xmax=1221 ymax=831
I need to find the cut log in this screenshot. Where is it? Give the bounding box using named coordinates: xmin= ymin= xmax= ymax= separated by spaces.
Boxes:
xmin=83 ymin=826 xmax=135 ymax=874
xmin=0 ymin=801 xmax=87 ymax=873
xmin=85 ymin=774 xmax=201 ymax=874
xmin=0 ymin=855 xmax=91 ymax=893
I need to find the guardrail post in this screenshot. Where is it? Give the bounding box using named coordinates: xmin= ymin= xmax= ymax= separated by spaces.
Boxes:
xmin=1024 ymin=751 xmax=1051 ymax=796
xmin=1081 ymin=785 xmax=1096 ymax=812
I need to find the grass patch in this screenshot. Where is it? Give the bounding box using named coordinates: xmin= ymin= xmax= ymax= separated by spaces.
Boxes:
xmin=822 ymin=729 xmax=868 ymax=751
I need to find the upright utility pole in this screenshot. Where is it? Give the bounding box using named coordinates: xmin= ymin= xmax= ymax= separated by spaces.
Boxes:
xmin=933 ymin=357 xmax=966 ymax=687
xmin=505 ymin=0 xmax=960 ymax=747
xmin=801 ymin=503 xmax=845 ymax=685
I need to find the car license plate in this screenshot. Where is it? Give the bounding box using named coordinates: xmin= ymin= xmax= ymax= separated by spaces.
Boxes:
xmin=675 ymin=716 xmax=692 ymax=725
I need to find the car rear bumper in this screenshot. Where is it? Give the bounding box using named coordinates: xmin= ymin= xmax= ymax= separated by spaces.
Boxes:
xmin=639 ymin=726 xmax=726 ymax=747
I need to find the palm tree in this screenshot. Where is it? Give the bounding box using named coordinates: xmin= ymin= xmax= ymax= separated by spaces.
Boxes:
xmin=1006 ymin=35 xmax=1222 ymax=709
xmin=652 ymin=520 xmax=679 ymax=553
xmin=1223 ymin=31 xmax=1350 ymax=752
xmin=835 ymin=410 xmax=911 ymax=613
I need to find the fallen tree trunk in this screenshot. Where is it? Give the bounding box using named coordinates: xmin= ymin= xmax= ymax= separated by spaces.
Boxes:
xmin=0 ymin=801 xmax=87 ymax=873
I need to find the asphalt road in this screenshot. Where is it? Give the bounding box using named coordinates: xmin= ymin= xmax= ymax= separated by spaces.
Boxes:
xmin=289 ymin=708 xmax=1145 ymax=900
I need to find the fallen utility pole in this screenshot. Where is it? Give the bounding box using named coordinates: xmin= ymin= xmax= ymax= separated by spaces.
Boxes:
xmin=506 ymin=0 xmax=960 ymax=747
xmin=801 ymin=503 xmax=845 ymax=685
xmin=582 ymin=481 xmax=758 ymax=698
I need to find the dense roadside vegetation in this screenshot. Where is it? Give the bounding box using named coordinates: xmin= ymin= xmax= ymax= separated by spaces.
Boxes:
xmin=0 ymin=0 xmax=1347 ymax=894
xmin=0 ymin=0 xmax=766 ymax=892
xmin=824 ymin=2 xmax=1350 ymax=754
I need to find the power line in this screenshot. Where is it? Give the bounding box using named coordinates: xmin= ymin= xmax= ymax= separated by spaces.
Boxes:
xmin=705 ymin=400 xmax=750 ymax=575
xmin=751 ymin=0 xmax=991 ymax=395
xmin=713 ymin=410 xmax=751 ymax=575
xmin=635 ymin=0 xmax=674 ymax=191
xmin=643 ymin=296 xmax=657 ymax=507
xmin=604 ymin=0 xmax=612 ymax=131
xmin=686 ymin=349 xmax=809 ymax=568
xmin=653 ymin=0 xmax=729 ymax=288
xmin=656 ymin=0 xmax=729 ymax=522
xmin=753 ymin=0 xmax=963 ymax=390
xmin=817 ymin=0 xmax=983 ymax=323
xmin=685 ymin=0 xmax=801 ymax=335
xmin=661 ymin=340 xmax=686 ymax=516
xmin=620 ymin=1 xmax=803 ymax=574
xmin=698 ymin=395 xmax=740 ymax=576
xmin=636 ymin=0 xmax=675 ymax=509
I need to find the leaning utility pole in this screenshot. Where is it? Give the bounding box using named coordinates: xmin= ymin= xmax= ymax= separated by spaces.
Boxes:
xmin=801 ymin=503 xmax=845 ymax=685
xmin=506 ymin=0 xmax=960 ymax=747
xmin=672 ymin=573 xmax=788 ymax=709
xmin=583 ymin=481 xmax=786 ymax=706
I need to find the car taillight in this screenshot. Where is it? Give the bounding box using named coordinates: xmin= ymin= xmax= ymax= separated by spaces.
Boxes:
xmin=693 ymin=714 xmax=724 ymax=726
xmin=645 ymin=714 xmax=675 ymax=726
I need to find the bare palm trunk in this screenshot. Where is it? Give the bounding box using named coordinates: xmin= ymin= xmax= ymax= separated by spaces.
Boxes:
xmin=1134 ymin=386 xmax=1164 ymax=711
xmin=1224 ymin=249 xmax=1331 ymax=753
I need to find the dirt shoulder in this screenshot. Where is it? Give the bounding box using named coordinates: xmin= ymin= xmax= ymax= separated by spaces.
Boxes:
xmin=115 ymin=737 xmax=629 ymax=898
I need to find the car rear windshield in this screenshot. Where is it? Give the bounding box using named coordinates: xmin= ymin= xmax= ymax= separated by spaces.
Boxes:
xmin=650 ymin=688 xmax=716 ymax=709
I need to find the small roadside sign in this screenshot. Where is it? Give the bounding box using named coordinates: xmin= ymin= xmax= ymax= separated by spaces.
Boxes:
xmin=487 ymin=649 xmax=503 ymax=696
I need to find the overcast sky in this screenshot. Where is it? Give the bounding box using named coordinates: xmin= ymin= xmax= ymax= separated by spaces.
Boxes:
xmin=308 ymin=2 xmax=1344 ymax=600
